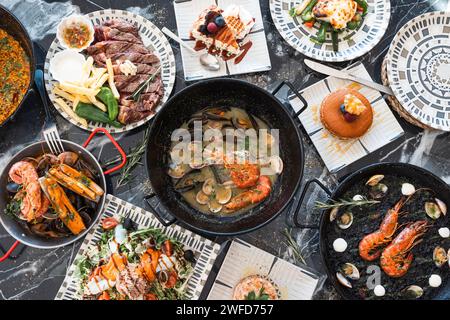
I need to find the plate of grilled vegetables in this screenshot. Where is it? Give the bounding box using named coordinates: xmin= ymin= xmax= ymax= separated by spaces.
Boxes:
xmin=270 ymin=0 xmax=391 ymax=62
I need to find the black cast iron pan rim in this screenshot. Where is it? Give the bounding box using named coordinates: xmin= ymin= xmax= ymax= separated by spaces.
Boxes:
xmin=0 ymin=4 xmax=36 ymax=128
xmin=0 ymin=140 xmax=107 ymax=249
xmin=145 ymin=78 xmax=305 ymax=236
xmin=296 ymin=161 xmax=450 ymax=300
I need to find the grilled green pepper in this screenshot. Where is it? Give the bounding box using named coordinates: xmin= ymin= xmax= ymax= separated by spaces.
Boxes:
xmin=354 ymin=0 xmax=368 ymax=15
xmin=96 ymin=87 xmax=118 ymax=121
xmin=301 ymin=0 xmax=318 ymax=22
xmin=75 ymin=102 xmax=122 ymax=128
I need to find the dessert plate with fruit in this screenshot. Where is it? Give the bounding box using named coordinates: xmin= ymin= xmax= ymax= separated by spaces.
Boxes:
xmin=288 ymin=63 xmax=404 ymax=173
xmin=173 ymin=0 xmax=271 ymax=81
xmin=270 ymin=0 xmax=391 ymax=62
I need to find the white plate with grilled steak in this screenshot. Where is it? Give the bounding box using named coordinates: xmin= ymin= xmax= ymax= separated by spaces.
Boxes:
xmin=44 ymin=9 xmax=176 ymax=133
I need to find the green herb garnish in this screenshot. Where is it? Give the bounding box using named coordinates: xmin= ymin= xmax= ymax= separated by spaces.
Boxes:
xmin=4 ymin=199 xmax=22 ymax=218
xmin=315 ymin=197 xmax=380 ymax=209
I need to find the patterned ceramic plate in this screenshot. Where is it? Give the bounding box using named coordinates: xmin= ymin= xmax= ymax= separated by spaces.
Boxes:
xmin=55 ymin=194 xmax=220 ymax=300
xmin=44 ymin=9 xmax=176 ymax=133
xmin=269 ymin=0 xmax=391 ymax=62
xmin=387 ymin=11 xmax=450 ymax=131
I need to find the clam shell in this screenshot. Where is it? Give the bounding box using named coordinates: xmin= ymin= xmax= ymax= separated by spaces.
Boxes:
xmin=336 ymin=272 xmax=352 ymax=288
xmin=337 ymin=212 xmax=353 ymax=230
xmin=329 ymin=207 xmax=339 ymax=222
xmin=401 ymin=183 xmax=416 ymax=196
xmin=196 ymin=190 xmax=209 ymax=205
xmin=403 ymin=285 xmax=423 ymax=299
xmin=366 ymin=174 xmax=384 ymax=186
xmin=215 ymin=185 xmax=232 ymax=204
xmin=435 ymin=198 xmax=447 ymax=216
xmin=340 ymin=263 xmax=360 ymax=280
xmin=208 ymin=199 xmax=223 ymax=213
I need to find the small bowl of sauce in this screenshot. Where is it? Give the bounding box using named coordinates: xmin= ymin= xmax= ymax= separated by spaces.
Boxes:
xmin=57 ymin=15 xmax=94 ymax=51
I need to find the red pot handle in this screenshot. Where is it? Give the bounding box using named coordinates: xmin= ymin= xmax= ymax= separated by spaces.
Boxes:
xmin=0 ymin=240 xmax=20 ymax=263
xmin=83 ymin=128 xmax=127 ymax=175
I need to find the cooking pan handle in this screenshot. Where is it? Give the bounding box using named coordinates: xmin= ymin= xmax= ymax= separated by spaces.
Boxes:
xmin=0 ymin=240 xmax=21 ymax=263
xmin=83 ymin=128 xmax=127 ymax=175
xmin=144 ymin=193 xmax=177 ymax=227
xmin=271 ymin=80 xmax=308 ymax=117
xmin=292 ymin=179 xmax=332 ymax=229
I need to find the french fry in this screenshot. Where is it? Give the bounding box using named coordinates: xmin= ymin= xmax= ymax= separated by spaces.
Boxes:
xmin=106 ymin=58 xmax=120 ymax=99
xmin=86 ymin=67 xmax=107 ymax=87
xmin=60 ymin=82 xmax=100 ymax=97
xmin=87 ymin=95 xmax=107 ymax=112
xmin=54 ymin=98 xmax=88 ymax=127
xmin=52 ymin=86 xmax=76 ymax=102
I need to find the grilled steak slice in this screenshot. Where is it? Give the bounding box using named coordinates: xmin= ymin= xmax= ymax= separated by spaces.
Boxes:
xmin=103 ymin=19 xmax=140 ymax=37
xmin=114 ymin=75 xmax=163 ymax=94
xmin=86 ymin=41 xmax=149 ymax=56
xmin=95 ymin=25 xmax=143 ymax=44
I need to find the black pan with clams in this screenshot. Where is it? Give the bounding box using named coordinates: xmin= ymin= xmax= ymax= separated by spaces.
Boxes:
xmin=294 ymin=163 xmax=450 ymax=300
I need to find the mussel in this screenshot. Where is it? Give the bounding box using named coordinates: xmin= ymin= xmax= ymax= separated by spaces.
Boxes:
xmin=58 ymin=151 xmax=79 ymax=166
xmin=183 ymin=249 xmax=196 ymax=263
xmin=402 ymin=285 xmax=423 ymax=299
xmin=425 ymin=201 xmax=442 ymax=220
xmin=433 ymin=246 xmax=448 ymax=268
xmin=366 ymin=174 xmax=384 ymax=186
xmin=174 ymin=169 xmax=204 ymax=193
xmin=337 ymin=212 xmax=353 ymax=230
xmin=369 ymin=183 xmax=388 ymax=199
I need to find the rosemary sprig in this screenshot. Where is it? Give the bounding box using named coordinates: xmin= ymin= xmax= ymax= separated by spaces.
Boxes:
xmin=315 ymin=197 xmax=380 ymax=210
xmin=131 ymin=66 xmax=161 ymax=102
xmin=282 ymin=228 xmax=307 ymax=265
xmin=115 ymin=127 xmax=151 ymax=188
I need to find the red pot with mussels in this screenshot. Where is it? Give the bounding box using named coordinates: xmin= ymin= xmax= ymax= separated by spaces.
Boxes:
xmin=0 ymin=129 xmax=125 ymax=253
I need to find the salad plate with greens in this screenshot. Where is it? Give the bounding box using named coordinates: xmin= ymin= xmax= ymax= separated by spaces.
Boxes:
xmin=56 ymin=195 xmax=220 ymax=300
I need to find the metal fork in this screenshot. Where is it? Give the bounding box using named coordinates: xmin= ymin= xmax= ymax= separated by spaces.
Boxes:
xmin=34 ymin=69 xmax=64 ymax=154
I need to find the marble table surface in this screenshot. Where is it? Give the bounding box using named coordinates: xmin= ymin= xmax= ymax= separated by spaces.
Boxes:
xmin=0 ymin=0 xmax=449 ymax=300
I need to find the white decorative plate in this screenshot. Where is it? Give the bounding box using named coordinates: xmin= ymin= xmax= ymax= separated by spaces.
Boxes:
xmin=387 ymin=11 xmax=450 ymax=131
xmin=44 ymin=9 xmax=176 ymax=133
xmin=56 ymin=194 xmax=220 ymax=300
xmin=269 ymin=0 xmax=391 ymax=62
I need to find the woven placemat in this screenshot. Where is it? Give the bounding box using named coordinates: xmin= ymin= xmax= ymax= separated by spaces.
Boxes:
xmin=381 ymin=56 xmax=435 ymax=130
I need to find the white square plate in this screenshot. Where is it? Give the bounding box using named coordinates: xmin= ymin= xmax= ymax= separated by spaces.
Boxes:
xmin=207 ymin=239 xmax=320 ymax=300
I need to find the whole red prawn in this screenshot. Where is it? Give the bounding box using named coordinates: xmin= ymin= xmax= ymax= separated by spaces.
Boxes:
xmin=380 ymin=220 xmax=429 ymax=278
xmin=358 ymin=198 xmax=406 ymax=261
